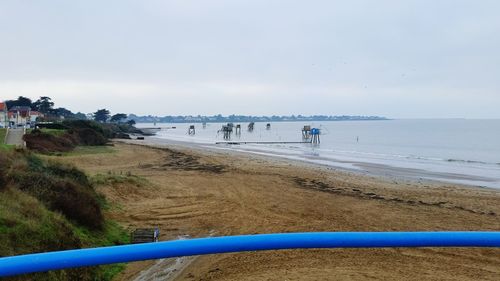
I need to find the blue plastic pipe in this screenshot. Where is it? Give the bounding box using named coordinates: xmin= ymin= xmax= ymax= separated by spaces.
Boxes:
xmin=1 ymin=232 xmax=500 ymax=277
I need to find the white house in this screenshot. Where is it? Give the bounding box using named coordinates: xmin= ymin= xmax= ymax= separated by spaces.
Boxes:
xmin=7 ymin=106 xmax=43 ymax=128
xmin=0 ymin=102 xmax=7 ymax=128
xmin=30 ymin=111 xmax=43 ymax=123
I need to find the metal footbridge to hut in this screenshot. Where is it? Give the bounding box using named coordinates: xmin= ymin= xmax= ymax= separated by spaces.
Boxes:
xmin=215 ymin=141 xmax=311 ymax=145
xmin=1 ymin=232 xmax=500 ymax=277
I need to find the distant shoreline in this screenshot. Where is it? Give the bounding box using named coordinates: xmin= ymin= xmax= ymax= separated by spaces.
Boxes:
xmin=129 ymin=115 xmax=389 ymax=124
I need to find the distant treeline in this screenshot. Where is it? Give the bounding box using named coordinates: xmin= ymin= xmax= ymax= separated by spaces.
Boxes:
xmin=5 ymin=96 xmax=87 ymax=120
xmin=4 ymin=96 xmax=387 ymax=124
xmin=5 ymin=96 xmax=133 ymax=124
xmin=128 ymin=114 xmax=388 ymax=123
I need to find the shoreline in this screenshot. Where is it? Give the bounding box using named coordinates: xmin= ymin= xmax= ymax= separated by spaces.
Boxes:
xmin=126 ymin=136 xmax=499 ymax=191
xmin=134 ymin=120 xmax=500 ymax=189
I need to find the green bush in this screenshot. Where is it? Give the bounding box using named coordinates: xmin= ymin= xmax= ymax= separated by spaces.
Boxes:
xmin=45 ymin=161 xmax=91 ymax=186
xmin=8 ymin=168 xmax=104 ymax=230
xmin=26 ymin=120 xmax=142 ymax=154
xmin=63 ymin=120 xmax=112 ymax=139
xmin=24 ymin=122 xmax=109 ymax=154
xmin=71 ymin=127 xmax=108 ymax=146
xmin=4 ymin=152 xmax=104 ymax=229
xmin=23 ymin=130 xmax=76 ymax=154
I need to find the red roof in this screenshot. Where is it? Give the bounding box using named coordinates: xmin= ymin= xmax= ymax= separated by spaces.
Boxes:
xmin=0 ymin=102 xmax=6 ymax=111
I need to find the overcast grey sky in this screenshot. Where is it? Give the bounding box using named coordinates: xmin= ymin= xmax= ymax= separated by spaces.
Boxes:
xmin=0 ymin=0 xmax=499 ymax=118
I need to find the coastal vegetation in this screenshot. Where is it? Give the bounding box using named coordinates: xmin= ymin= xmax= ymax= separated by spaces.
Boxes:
xmin=3 ymin=96 xmax=142 ymax=154
xmin=0 ymin=100 xmax=138 ymax=279
xmin=0 ymin=149 xmax=129 ymax=280
xmin=23 ymin=120 xmax=107 ymax=154
xmin=23 ymin=120 xmax=140 ymax=154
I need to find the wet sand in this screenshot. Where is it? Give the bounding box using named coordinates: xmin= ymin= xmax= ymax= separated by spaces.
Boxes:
xmin=141 ymin=136 xmax=500 ymax=188
xmin=53 ymin=141 xmax=500 ymax=280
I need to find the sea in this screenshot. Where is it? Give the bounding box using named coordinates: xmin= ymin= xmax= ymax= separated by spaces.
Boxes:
xmin=137 ymin=119 xmax=500 ymax=189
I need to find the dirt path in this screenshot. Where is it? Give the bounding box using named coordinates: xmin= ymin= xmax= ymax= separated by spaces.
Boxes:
xmin=53 ymin=142 xmax=500 ymax=280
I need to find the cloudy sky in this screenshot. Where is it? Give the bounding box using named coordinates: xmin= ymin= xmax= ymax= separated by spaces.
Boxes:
xmin=0 ymin=0 xmax=499 ymax=118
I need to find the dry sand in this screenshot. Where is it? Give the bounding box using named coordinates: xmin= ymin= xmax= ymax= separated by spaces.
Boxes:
xmin=53 ymin=142 xmax=500 ymax=280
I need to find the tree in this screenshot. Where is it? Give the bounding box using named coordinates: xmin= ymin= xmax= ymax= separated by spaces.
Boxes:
xmin=93 ymin=109 xmax=110 ymax=123
xmin=52 ymin=107 xmax=74 ymax=118
xmin=5 ymin=96 xmax=32 ymax=109
xmin=110 ymin=113 xmax=127 ymax=123
xmin=126 ymin=119 xmax=136 ymax=126
xmin=32 ymin=96 xmax=54 ymax=114
xmin=74 ymin=112 xmax=87 ymax=120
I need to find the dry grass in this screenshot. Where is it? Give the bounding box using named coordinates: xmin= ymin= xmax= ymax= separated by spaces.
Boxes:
xmin=91 ymin=173 xmax=149 ymax=187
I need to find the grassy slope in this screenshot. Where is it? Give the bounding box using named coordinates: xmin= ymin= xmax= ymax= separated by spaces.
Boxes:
xmin=0 ymin=150 xmax=130 ymax=280
xmin=0 ymin=128 xmax=6 ymax=142
xmin=0 ymin=121 xmax=140 ymax=279
xmin=27 ymin=128 xmax=67 ymax=137
xmin=0 ymin=188 xmax=76 ymax=256
xmin=0 ymin=128 xmax=14 ymax=150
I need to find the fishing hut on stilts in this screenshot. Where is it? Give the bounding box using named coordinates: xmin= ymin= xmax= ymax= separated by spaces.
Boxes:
xmin=248 ymin=122 xmax=255 ymax=132
xmin=235 ymin=124 xmax=241 ymax=135
xmin=302 ymin=125 xmax=312 ymax=140
xmin=188 ymin=125 xmax=196 ymax=135
xmin=220 ymin=123 xmax=233 ymax=140
xmin=311 ymin=128 xmax=320 ymax=144
xmin=266 ymin=123 xmax=271 ymax=130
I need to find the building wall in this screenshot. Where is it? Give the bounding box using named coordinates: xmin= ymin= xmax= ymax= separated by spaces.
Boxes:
xmin=0 ymin=106 xmax=7 ymax=128
xmin=8 ymin=114 xmax=28 ymax=127
xmin=0 ymin=112 xmax=6 ymax=127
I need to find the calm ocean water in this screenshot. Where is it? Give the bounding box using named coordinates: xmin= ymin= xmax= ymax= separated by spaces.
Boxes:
xmin=137 ymin=120 xmax=500 ymax=188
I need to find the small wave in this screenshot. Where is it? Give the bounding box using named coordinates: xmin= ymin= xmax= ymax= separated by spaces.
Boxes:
xmin=325 ymin=150 xmax=437 ymax=162
xmin=406 ymin=155 xmax=443 ymax=161
xmin=318 ymin=149 xmax=499 ymax=166
xmin=446 ymin=159 xmax=491 ymax=165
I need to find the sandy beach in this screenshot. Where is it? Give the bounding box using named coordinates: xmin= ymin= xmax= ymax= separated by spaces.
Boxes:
xmin=52 ymin=141 xmax=500 ymax=280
